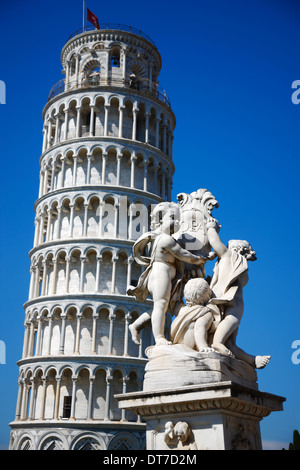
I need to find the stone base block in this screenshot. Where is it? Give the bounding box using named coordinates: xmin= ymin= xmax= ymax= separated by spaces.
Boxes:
xmin=144 ymin=344 xmax=258 ymax=391
xmin=117 ymin=381 xmax=285 ymax=450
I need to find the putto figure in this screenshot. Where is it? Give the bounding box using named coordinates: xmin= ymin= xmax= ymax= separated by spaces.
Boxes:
xmin=170 ymin=277 xmax=218 ymax=352
xmin=128 ymin=189 xmax=270 ymax=371
xmin=206 ymin=217 xmax=270 ymax=368
xmin=127 ymin=202 xmax=207 ymax=346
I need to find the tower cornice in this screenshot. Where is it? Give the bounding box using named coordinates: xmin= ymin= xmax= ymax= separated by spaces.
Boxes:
xmin=61 ymin=27 xmax=162 ymax=72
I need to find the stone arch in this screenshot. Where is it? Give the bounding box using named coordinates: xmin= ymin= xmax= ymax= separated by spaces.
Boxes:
xmin=93 ymin=42 xmax=105 ymax=51
xmin=38 ymin=432 xmax=67 ymax=450
xmin=17 ymin=433 xmax=35 ymax=450
xmin=72 ymin=195 xmax=85 ymax=238
xmin=58 ymin=366 xmax=73 ymax=418
xmin=92 ymin=367 xmax=107 ymax=419
xmin=55 ymin=248 xmax=68 ymax=295
xmin=63 ymin=305 xmax=77 ymax=355
xmin=81 ymin=58 xmax=101 ymax=87
xmin=92 ymin=94 xmax=105 ymax=136
xmin=112 ymin=307 xmax=126 ymax=355
xmin=108 ymin=431 xmax=141 ymax=450
xmin=96 ymin=305 xmax=111 ymax=355
xmin=70 ymin=431 xmax=105 ymax=450
xmin=75 ymin=364 xmax=90 ymax=419
xmin=89 ymin=145 xmax=102 ymax=184
xmin=68 ymin=247 xmax=82 ymax=294
xmin=110 ymin=368 xmax=123 ymax=420
xmin=128 ymin=60 xmax=147 ymax=80
xmin=86 ymin=194 xmax=101 ymax=237
xmin=49 ymin=306 xmax=63 ymax=355
xmin=43 ymin=366 xmax=58 ymax=419
xmin=102 ymin=195 xmax=116 ymax=237
xmin=115 ymin=250 xmax=129 ymax=295
xmin=123 ymin=99 xmax=134 ymax=139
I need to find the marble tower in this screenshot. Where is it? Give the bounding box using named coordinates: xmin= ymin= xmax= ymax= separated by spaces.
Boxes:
xmin=9 ymin=24 xmax=175 ymax=450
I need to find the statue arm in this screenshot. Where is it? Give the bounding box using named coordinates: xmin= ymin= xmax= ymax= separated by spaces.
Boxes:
xmin=164 ymin=236 xmax=205 ymax=264
xmin=206 ymin=220 xmax=228 ymax=258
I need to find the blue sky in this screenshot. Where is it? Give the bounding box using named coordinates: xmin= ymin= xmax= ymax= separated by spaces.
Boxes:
xmin=0 ymin=0 xmax=300 ymax=450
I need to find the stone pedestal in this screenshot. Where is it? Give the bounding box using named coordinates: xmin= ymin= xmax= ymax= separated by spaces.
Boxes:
xmin=117 ymin=345 xmax=285 ymax=450
xmin=117 ymin=381 xmax=285 ymax=450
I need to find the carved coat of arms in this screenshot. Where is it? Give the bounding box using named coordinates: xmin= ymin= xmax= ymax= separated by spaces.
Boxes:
xmin=174 ymin=189 xmax=219 ymax=277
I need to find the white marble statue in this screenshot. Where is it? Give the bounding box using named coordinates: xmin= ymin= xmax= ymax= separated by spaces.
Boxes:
xmin=170 ymin=277 xmax=219 ymax=352
xmin=164 ymin=421 xmax=198 ymax=450
xmin=128 ymin=190 xmax=270 ymax=370
xmin=127 ymin=202 xmax=207 ymax=346
xmin=206 ymin=217 xmax=270 ymax=369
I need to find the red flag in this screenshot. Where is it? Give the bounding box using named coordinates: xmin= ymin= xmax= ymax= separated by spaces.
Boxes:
xmin=87 ymin=8 xmax=100 ymax=29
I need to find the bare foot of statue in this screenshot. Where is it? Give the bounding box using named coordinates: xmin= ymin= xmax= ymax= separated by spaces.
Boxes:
xmin=255 ymin=355 xmax=271 ymax=369
xmin=155 ymin=336 xmax=173 ymax=346
xmin=211 ymin=342 xmax=234 ymax=357
xmin=198 ymin=346 xmax=215 ymax=353
xmin=129 ymin=324 xmax=140 ymax=345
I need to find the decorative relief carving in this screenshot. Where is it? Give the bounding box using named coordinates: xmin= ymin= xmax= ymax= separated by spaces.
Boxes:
xmin=136 ymin=395 xmax=271 ymax=419
xmin=164 ymin=421 xmax=198 ymax=450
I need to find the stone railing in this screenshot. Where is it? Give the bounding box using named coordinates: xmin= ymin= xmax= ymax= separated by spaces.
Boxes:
xmin=66 ymin=24 xmax=156 ymax=47
xmin=47 ymin=76 xmax=171 ymax=108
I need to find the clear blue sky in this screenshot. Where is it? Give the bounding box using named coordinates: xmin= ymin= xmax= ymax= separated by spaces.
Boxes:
xmin=0 ymin=0 xmax=300 ymax=450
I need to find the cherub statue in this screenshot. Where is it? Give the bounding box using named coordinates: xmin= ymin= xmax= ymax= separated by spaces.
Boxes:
xmin=164 ymin=421 xmax=198 ymax=450
xmin=170 ymin=277 xmax=220 ymax=352
xmin=127 ymin=202 xmax=207 ymax=346
xmin=206 ymin=218 xmax=271 ymax=369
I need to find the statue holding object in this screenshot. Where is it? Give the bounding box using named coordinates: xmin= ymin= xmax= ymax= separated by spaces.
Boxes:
xmin=127 ymin=201 xmax=208 ymax=346
xmin=127 ymin=189 xmax=270 ymax=370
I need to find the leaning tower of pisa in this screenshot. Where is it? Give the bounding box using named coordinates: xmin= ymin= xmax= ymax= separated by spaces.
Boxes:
xmin=9 ymin=24 xmax=175 ymax=451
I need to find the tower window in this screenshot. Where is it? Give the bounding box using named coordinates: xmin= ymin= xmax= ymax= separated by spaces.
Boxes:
xmin=62 ymin=396 xmax=72 ymax=418
xmin=111 ymin=56 xmax=120 ymax=67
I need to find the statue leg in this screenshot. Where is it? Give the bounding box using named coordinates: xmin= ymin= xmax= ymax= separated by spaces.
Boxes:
xmin=227 ymin=329 xmax=270 ymax=369
xmin=211 ymin=313 xmax=240 ymax=357
xmin=148 ymin=264 xmax=173 ymax=346
xmin=129 ymin=312 xmax=151 ymax=345
xmin=151 ymin=298 xmax=172 ymax=345
xmin=194 ymin=313 xmax=214 ymax=351
xmin=226 ymin=329 xmax=255 ymax=365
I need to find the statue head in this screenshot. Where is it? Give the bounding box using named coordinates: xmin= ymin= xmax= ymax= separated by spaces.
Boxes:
xmin=173 ymin=421 xmax=191 ymax=443
xmin=228 ymin=240 xmax=257 ymax=261
xmin=150 ymin=202 xmax=181 ymax=235
xmin=183 ymin=278 xmax=212 ymax=306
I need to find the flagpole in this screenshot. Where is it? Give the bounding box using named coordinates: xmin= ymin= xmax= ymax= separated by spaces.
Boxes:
xmin=83 ymin=0 xmax=85 ymax=32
